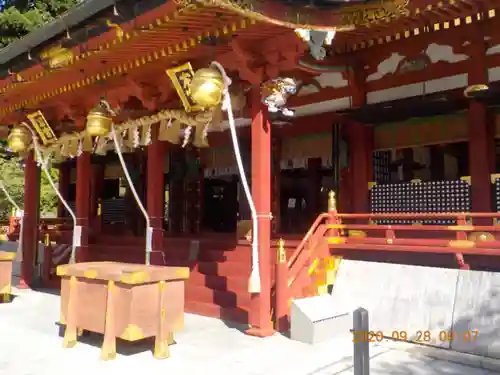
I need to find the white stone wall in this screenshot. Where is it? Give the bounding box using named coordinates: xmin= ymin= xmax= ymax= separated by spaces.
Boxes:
xmin=330 ymin=260 xmax=500 ymax=358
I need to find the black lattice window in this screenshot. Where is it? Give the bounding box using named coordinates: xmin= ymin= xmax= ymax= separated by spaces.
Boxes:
xmin=370 ymin=180 xmax=471 ymax=225
xmin=372 ymin=151 xmax=391 ymax=183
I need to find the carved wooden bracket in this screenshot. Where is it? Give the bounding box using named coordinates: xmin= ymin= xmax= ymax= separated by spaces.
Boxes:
xmin=126 ymin=79 xmax=157 ymax=111
xmin=107 ymin=79 xmax=157 ymax=111
xmin=52 ymin=101 xmax=75 ymax=120
xmin=230 ymin=40 xmax=263 ymax=86
xmin=262 ymin=33 xmax=309 ymax=80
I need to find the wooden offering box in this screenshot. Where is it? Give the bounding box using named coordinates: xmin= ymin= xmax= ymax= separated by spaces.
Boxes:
xmin=0 ymin=251 xmax=15 ymax=303
xmin=57 ymin=261 xmax=189 ymax=360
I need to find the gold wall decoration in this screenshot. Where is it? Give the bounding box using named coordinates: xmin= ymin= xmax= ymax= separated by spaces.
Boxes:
xmin=166 ymin=62 xmax=203 ymax=112
xmin=39 ymin=45 xmax=74 ymax=69
xmin=26 ymin=110 xmax=57 ymax=145
xmin=340 ymin=0 xmax=410 ymax=28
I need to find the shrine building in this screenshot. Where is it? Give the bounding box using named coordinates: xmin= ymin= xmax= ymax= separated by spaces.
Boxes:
xmin=1 ymin=0 xmax=500 ymax=333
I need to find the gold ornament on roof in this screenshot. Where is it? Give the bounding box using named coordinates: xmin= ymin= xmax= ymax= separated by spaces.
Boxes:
xmin=7 ymin=126 xmax=31 ymax=153
xmin=198 ymin=0 xmax=410 ymax=30
xmin=86 ymin=103 xmax=113 ymax=137
xmin=340 ymin=0 xmax=410 ymax=27
xmin=39 ymin=45 xmax=74 ymax=69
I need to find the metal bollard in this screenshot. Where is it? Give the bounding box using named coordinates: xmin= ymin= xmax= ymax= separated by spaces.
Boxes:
xmin=353 ymin=308 xmax=370 ymax=375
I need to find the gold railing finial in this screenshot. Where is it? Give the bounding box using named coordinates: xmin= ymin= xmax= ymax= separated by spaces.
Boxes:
xmin=43 ymin=233 xmax=50 ymax=247
xmin=277 ymin=238 xmax=286 ymax=264
xmin=328 ymin=190 xmax=337 ymax=212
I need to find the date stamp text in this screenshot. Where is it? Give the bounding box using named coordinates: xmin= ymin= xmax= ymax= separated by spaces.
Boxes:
xmin=352 ymin=330 xmax=479 ymax=343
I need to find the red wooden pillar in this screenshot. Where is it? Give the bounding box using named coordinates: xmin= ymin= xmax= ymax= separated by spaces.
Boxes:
xmin=348 ymin=121 xmax=373 ymax=213
xmin=467 ymin=25 xmax=494 ymax=215
xmin=247 ymin=89 xmax=274 ymax=337
xmin=57 ymin=162 xmax=71 ymax=218
xmin=75 ymin=152 xmax=91 ymax=262
xmin=346 ymin=60 xmax=371 ymax=214
xmin=20 ymin=152 xmax=40 ymax=288
xmin=271 ymin=136 xmax=281 ymax=234
xmin=468 ymin=101 xmax=494 ymax=213
xmin=147 ymin=134 xmax=165 ymax=265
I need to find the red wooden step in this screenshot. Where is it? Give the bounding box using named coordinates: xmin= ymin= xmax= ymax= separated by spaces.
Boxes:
xmin=196 ymin=261 xmax=251 ymax=277
xmin=185 ymin=300 xmax=256 ymax=326
xmin=197 ymin=249 xmax=250 ymax=263
xmin=186 ymin=284 xmax=251 ymax=309
xmin=188 ymin=271 xmax=249 ymax=292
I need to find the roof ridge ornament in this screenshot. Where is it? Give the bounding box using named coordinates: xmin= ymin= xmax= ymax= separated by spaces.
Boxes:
xmin=196 ymin=0 xmax=410 ymax=30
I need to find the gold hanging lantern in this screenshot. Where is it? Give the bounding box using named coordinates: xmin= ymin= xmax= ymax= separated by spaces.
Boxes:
xmin=86 ymin=104 xmax=113 ymax=137
xmin=7 ymin=126 xmax=31 ymax=153
xmin=190 ymin=68 xmax=225 ymax=108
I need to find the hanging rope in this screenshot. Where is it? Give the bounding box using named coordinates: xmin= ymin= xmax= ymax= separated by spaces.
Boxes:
xmin=110 ymin=124 xmax=152 ymax=265
xmin=100 ymin=99 xmax=153 ymax=265
xmin=20 ymin=122 xmax=80 ymax=264
xmin=211 ymin=61 xmax=261 ymax=293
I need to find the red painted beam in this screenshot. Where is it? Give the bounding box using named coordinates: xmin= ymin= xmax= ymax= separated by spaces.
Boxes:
xmin=330 ymin=243 xmax=500 ymax=256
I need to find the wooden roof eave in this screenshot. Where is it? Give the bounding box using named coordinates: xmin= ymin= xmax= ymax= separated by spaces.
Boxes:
xmin=0 ymin=0 xmax=186 ymax=95
xmin=0 ymin=7 xmax=299 ymax=125
xmin=0 ymin=0 xmax=120 ymax=66
xmin=334 ymin=0 xmax=499 ymax=52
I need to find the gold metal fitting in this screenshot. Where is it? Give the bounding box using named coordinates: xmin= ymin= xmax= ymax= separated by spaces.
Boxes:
xmin=277 ymin=238 xmax=286 ymax=264
xmin=328 ymin=190 xmax=337 ymax=212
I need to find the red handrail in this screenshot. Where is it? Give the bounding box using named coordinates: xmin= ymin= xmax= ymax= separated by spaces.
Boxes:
xmin=273 ymin=212 xmax=333 ymax=331
xmin=329 ymin=224 xmax=500 ymax=232
xmin=287 ymin=212 xmax=331 ymax=269
xmin=337 ymin=212 xmax=500 ymax=219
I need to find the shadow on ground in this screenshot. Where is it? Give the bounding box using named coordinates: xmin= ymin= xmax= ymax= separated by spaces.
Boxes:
xmin=55 ymin=322 xmax=177 ymax=356
xmin=0 ymin=293 xmax=19 ymax=303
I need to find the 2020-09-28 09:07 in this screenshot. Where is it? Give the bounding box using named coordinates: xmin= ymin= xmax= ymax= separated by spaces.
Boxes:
xmin=351 ymin=330 xmax=479 ymax=343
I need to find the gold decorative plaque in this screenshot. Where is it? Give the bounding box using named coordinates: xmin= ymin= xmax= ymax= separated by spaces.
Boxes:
xmin=27 ymin=110 xmax=57 ymax=145
xmin=166 ymin=62 xmax=203 ymax=112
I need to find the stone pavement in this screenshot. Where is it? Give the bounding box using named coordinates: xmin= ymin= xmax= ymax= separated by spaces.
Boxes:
xmin=0 ymin=288 xmax=497 ymax=375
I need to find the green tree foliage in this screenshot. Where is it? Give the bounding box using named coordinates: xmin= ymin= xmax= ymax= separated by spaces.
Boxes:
xmin=0 ymin=0 xmax=79 ymax=218
xmin=0 ymin=156 xmax=25 ymax=218
xmin=0 ymin=1 xmax=80 ymax=48
xmin=0 ymin=143 xmax=59 ymax=219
